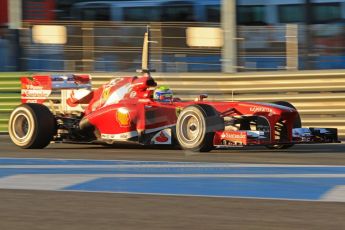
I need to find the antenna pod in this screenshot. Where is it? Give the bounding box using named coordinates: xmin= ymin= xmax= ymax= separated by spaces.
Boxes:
xmin=138 ymin=26 xmax=155 ymax=75
xmin=141 ymin=28 xmax=149 ymax=72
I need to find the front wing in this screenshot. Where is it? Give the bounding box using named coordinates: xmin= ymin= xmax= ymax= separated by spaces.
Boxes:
xmin=213 ymin=127 xmax=340 ymax=148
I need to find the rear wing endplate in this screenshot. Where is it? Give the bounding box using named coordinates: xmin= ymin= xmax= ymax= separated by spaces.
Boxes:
xmin=21 ymin=74 xmax=91 ymax=103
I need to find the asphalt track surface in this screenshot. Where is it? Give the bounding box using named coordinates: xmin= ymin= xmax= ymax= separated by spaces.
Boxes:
xmin=1 ymin=135 xmax=345 ymax=229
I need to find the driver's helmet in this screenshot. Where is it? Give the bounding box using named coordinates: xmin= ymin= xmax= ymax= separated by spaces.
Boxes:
xmin=153 ymin=86 xmax=173 ymax=102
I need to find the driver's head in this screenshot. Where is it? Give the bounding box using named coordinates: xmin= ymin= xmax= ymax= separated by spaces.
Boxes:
xmin=154 ymin=86 xmax=173 ymax=102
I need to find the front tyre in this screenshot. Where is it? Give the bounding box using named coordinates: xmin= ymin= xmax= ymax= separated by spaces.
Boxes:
xmin=8 ymin=103 xmax=56 ymax=149
xmin=176 ymin=104 xmax=224 ymax=152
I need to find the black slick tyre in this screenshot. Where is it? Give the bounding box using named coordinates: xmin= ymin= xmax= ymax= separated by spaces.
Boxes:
xmin=8 ymin=103 xmax=56 ymax=149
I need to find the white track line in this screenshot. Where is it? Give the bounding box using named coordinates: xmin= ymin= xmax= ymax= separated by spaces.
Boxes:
xmin=321 ymin=186 xmax=345 ymax=202
xmin=1 ymin=174 xmax=345 ymax=179
xmin=0 ymin=174 xmax=100 ymax=190
xmin=1 ymin=164 xmax=345 ymax=169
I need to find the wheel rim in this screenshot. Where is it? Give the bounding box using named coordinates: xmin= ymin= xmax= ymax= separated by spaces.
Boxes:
xmin=179 ymin=113 xmax=203 ymax=144
xmin=12 ymin=113 xmax=32 ymax=141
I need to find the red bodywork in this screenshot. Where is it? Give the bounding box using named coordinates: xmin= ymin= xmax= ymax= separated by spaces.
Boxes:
xmin=79 ymin=75 xmax=298 ymax=145
xmin=19 ymin=73 xmax=338 ymax=148
xmin=0 ymin=0 xmax=8 ymax=26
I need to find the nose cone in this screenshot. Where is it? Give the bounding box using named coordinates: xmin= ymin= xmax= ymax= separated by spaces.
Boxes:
xmin=245 ymin=102 xmax=296 ymax=116
xmin=270 ymin=103 xmax=296 ymax=112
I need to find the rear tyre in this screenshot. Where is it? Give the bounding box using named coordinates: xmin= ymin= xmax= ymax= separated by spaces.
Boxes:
xmin=8 ymin=103 xmax=56 ymax=149
xmin=265 ymin=101 xmax=301 ymax=150
xmin=176 ymin=104 xmax=224 ymax=152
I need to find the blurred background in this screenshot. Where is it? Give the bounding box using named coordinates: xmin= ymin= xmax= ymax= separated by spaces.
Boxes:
xmin=1 ymin=0 xmax=345 ymax=138
xmin=1 ymin=0 xmax=345 ymax=73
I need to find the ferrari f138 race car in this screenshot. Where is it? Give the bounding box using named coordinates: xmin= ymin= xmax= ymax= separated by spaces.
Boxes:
xmin=8 ymin=32 xmax=339 ymax=152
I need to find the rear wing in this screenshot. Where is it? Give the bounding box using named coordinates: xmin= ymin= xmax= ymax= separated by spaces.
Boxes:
xmin=21 ymin=74 xmax=91 ymax=104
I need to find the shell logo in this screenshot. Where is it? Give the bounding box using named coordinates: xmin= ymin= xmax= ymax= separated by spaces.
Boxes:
xmin=116 ymin=107 xmax=131 ymax=127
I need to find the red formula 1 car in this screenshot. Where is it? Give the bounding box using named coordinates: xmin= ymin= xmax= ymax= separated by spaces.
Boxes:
xmin=8 ymin=32 xmax=339 ymax=152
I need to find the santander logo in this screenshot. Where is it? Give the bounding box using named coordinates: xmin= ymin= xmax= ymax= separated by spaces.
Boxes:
xmin=221 ymin=132 xmax=246 ymax=139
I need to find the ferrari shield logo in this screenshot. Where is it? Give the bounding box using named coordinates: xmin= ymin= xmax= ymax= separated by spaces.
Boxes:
xmin=102 ymin=87 xmax=111 ymax=102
